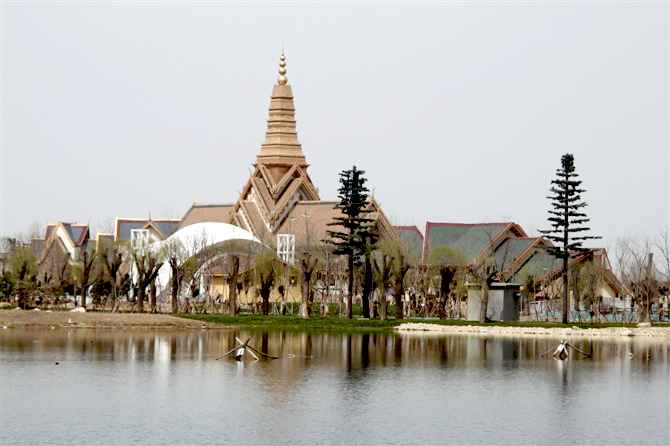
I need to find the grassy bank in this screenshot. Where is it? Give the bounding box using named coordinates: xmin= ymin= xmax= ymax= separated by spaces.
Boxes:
xmin=180 ymin=313 xmax=661 ymax=332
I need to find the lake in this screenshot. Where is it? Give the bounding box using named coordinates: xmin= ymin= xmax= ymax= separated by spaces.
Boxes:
xmin=1 ymin=329 xmax=669 ymax=445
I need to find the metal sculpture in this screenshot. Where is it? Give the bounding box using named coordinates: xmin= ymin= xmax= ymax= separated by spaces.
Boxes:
xmin=216 ymin=337 xmax=279 ymax=362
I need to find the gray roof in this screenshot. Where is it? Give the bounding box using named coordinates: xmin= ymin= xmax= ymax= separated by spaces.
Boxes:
xmin=117 ymin=221 xmax=147 ymax=241
xmin=494 ymin=238 xmax=535 ymax=271
xmin=425 ymin=223 xmax=511 ymax=262
xmin=67 ymin=225 xmax=86 ymax=245
xmin=511 ymin=248 xmax=561 ymax=282
xmin=395 ymin=226 xmax=423 ymax=262
xmin=31 ymin=238 xmax=45 ymax=258
xmin=116 ymin=220 xmax=180 ymax=241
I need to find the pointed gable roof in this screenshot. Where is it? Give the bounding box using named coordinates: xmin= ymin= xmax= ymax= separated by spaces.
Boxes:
xmin=394 ymin=226 xmax=424 ymax=262
xmin=180 ymin=203 xmax=234 ymax=228
xmin=423 ymin=222 xmax=526 ymax=264
xmin=114 ymin=218 xmax=181 ymax=241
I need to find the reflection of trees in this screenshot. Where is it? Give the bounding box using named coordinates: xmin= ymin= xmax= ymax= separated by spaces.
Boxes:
xmin=394 ymin=335 xmax=402 ymax=364
xmin=361 ymin=334 xmax=370 ymax=369
xmin=4 ymin=331 xmax=669 ymax=394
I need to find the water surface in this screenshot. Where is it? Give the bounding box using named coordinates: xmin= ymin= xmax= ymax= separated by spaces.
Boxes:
xmin=1 ymin=329 xmax=669 ymax=445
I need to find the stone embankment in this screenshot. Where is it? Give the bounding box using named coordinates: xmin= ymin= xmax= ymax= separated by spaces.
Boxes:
xmin=395 ymin=322 xmax=670 ymax=338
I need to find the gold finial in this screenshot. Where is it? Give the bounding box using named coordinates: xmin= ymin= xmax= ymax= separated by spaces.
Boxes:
xmin=278 ymin=52 xmax=287 ymax=85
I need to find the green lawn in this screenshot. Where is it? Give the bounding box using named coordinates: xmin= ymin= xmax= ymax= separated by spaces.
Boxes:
xmin=180 ymin=312 xmax=657 ymax=332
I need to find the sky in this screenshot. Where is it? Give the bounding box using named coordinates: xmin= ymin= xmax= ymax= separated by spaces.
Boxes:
xmin=1 ymin=1 xmax=668 ymax=251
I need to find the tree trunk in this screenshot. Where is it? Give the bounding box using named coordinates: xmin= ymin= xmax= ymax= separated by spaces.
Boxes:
xmin=171 ymin=275 xmax=179 ymax=314
xmin=380 ymin=293 xmax=387 ymax=321
xmin=394 ymin=283 xmax=404 ymax=320
xmin=17 ymin=290 xmax=26 ymax=310
xmin=150 ymin=281 xmax=157 ymax=313
xmin=362 ymin=254 xmax=372 ymax=319
xmin=111 ymin=277 xmax=118 ymax=312
xmin=478 ymin=285 xmax=489 ymax=323
xmin=562 ymin=180 xmax=570 ymax=324
xmin=261 ymin=286 xmax=270 ymax=316
xmin=572 ymin=278 xmax=580 ymax=312
xmin=80 ymin=286 xmax=86 ymax=309
xmin=562 ymin=253 xmax=569 ymax=324
xmin=438 ymin=267 xmax=455 ymax=319
xmin=347 ymin=253 xmax=354 ymax=319
xmin=137 ymin=284 xmax=145 ymax=313
xmin=300 ymin=280 xmax=310 ymax=319
xmin=228 ymin=256 xmax=239 ymax=315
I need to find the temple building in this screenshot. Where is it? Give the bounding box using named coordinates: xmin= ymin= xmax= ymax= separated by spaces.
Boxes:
xmin=180 ymin=53 xmax=396 ymax=253
xmin=411 ymin=221 xmax=625 ymax=303
xmin=25 ymin=53 xmax=624 ymax=310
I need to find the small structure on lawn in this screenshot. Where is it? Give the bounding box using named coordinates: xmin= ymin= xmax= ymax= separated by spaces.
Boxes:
xmin=466 ymin=282 xmax=521 ymax=321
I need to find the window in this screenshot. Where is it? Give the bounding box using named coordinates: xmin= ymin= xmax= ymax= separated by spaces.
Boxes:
xmin=131 ymin=229 xmax=150 ymax=251
xmin=277 ymin=234 xmax=295 ymax=265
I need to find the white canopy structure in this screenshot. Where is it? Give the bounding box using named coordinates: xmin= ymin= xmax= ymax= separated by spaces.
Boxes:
xmin=153 ymin=222 xmax=263 ymax=296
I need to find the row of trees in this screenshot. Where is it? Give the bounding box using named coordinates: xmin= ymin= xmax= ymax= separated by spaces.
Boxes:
xmin=324 ymin=165 xmax=503 ymax=322
xmin=2 ymin=156 xmax=667 ymax=323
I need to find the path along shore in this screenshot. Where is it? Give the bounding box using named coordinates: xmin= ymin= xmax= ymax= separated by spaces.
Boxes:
xmin=395 ymin=322 xmax=670 ymax=338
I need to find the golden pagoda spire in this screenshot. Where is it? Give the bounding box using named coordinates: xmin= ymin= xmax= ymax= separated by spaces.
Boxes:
xmin=278 ymin=52 xmax=288 ymax=85
xmin=256 ymin=51 xmax=306 ymax=173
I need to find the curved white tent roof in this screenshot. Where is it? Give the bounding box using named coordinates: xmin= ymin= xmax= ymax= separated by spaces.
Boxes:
xmin=154 ymin=222 xmax=263 ymax=295
xmin=159 ymin=222 xmax=260 ymax=249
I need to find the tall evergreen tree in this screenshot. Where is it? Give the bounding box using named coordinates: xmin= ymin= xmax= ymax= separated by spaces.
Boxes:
xmin=326 ymin=166 xmax=377 ymax=319
xmin=539 ymin=153 xmax=600 ymax=324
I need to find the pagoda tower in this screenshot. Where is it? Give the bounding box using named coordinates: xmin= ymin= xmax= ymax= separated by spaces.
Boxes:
xmin=233 ymin=53 xmax=320 ymax=237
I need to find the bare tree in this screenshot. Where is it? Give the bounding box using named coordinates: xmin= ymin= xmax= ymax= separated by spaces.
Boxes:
xmin=255 ymin=250 xmax=281 ymax=315
xmin=373 ymin=249 xmax=393 ymax=320
xmin=391 ymin=243 xmax=411 ymax=320
xmin=72 ymin=249 xmax=97 ymax=309
xmin=427 ymin=246 xmax=466 ymax=319
xmin=227 ymin=255 xmax=240 ymax=315
xmin=298 ymin=252 xmax=319 ymax=318
xmin=40 ymin=246 xmax=71 ymax=303
xmin=520 ymin=273 xmax=537 ymax=317
xmin=98 ymin=242 xmax=124 ymax=311
xmin=163 ymin=239 xmax=196 ymax=314
xmin=132 ymin=247 xmax=163 ymax=313
xmin=7 ymin=244 xmax=38 ymax=309
xmin=468 ymin=230 xmax=513 ymax=323
xmin=469 ymin=257 xmax=499 ymax=323
xmin=616 ymin=238 xmax=658 ymax=323
xmin=656 ymin=227 xmax=670 ymax=283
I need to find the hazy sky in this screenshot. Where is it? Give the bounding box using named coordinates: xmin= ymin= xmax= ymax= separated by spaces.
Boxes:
xmin=1 ymin=1 xmax=668 ymax=250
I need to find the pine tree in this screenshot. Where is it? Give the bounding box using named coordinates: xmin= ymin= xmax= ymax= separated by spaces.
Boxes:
xmin=539 ymin=153 xmax=600 ymax=324
xmin=326 ymin=166 xmax=377 ymax=319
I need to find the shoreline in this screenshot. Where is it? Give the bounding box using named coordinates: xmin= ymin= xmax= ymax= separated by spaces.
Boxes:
xmin=395 ymin=322 xmax=670 ymax=338
xmin=3 ymin=310 xmax=670 ymax=338
xmin=0 ymin=310 xmax=212 ymax=330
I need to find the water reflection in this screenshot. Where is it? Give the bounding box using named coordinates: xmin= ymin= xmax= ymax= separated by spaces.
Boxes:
xmin=1 ymin=329 xmax=669 ymax=445
xmin=2 ymin=329 xmax=669 ymax=370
